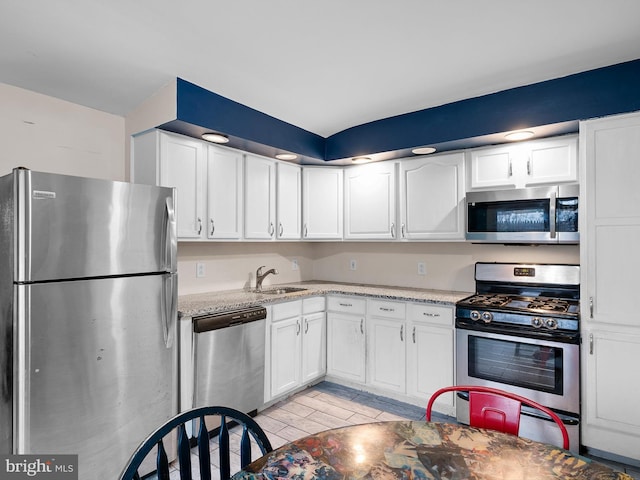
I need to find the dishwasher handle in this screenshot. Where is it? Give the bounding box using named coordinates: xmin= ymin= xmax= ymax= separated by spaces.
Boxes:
xmin=193 ymin=307 xmax=267 ymax=333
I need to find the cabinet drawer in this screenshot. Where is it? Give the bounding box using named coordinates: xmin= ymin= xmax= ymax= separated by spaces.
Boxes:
xmin=303 ymin=296 xmax=326 ymax=314
xmin=327 ymin=296 xmax=366 ymax=315
xmin=271 ymin=300 xmax=302 ymax=321
xmin=407 ymin=303 xmax=453 ymax=326
xmin=368 ymin=299 xmax=405 ymax=319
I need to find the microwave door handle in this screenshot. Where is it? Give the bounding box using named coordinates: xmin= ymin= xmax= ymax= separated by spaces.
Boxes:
xmin=549 ymin=190 xmax=557 ymax=239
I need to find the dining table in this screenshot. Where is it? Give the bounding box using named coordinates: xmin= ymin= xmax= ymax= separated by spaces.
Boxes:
xmin=232 ymin=421 xmax=633 ymax=480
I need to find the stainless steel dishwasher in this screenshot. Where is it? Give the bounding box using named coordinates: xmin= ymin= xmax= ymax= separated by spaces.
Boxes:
xmin=192 ymin=306 xmax=267 ymax=416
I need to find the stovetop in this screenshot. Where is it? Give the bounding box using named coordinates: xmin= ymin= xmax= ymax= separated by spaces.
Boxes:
xmin=456 ymin=293 xmax=580 ymax=332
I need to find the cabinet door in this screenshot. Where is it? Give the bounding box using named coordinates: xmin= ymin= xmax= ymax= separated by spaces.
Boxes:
xmin=159 ymin=133 xmax=206 ymax=238
xmin=406 ymin=322 xmax=455 ymax=415
xmin=582 ymin=329 xmax=640 ymax=459
xmin=326 ymin=312 xmax=365 ymax=383
xmin=277 ymin=162 xmax=302 ymax=240
xmin=207 ymin=145 xmax=243 ymax=239
xmin=367 ymin=317 xmax=406 ymax=393
xmin=271 ymin=316 xmax=301 ymax=397
xmin=399 ymin=153 xmax=465 ymax=240
xmin=301 ymin=311 xmax=326 ymax=384
xmin=244 ymin=155 xmax=276 ymax=239
xmin=525 ymin=136 xmax=578 ymax=186
xmin=468 ymin=145 xmax=515 ymax=189
xmin=302 ymin=168 xmax=343 ymax=239
xmin=344 ymin=162 xmax=396 ymax=239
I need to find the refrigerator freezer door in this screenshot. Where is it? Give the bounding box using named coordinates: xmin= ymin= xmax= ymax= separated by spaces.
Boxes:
xmin=15 ymin=274 xmax=178 ymax=480
xmin=14 ymin=169 xmax=176 ymax=282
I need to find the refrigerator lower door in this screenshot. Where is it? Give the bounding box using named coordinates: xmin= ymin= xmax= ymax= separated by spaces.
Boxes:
xmin=15 ymin=274 xmax=178 ymax=480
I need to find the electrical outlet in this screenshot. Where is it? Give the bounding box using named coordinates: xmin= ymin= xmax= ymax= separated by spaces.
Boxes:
xmin=196 ymin=262 xmax=206 ymax=278
xmin=349 ymin=259 xmax=357 ymax=271
xmin=417 ymin=262 xmax=426 ymax=276
xmin=292 ymin=258 xmax=299 ymax=270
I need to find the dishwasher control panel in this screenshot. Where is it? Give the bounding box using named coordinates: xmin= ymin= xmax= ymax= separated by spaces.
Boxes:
xmin=193 ymin=306 xmax=267 ymax=333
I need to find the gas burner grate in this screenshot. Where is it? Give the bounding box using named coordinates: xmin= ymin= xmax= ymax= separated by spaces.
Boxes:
xmin=464 ymin=294 xmax=512 ymax=308
xmin=526 ymin=298 xmax=571 ymax=313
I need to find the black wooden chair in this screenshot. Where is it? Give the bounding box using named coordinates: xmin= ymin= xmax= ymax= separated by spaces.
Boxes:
xmin=119 ymin=406 xmax=273 ymax=480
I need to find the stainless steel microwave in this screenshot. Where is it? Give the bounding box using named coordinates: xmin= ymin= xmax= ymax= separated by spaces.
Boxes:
xmin=466 ymin=184 xmax=579 ymax=244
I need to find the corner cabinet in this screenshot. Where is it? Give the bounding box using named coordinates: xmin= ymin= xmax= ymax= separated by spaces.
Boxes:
xmin=468 ymin=135 xmax=578 ymax=190
xmin=302 ymin=167 xmax=343 ymax=239
xmin=580 ymin=112 xmax=640 ymax=461
xmin=344 ymin=162 xmax=397 ymax=240
xmin=132 ymin=130 xmax=206 ymax=239
xmin=398 ymin=152 xmax=465 ymax=240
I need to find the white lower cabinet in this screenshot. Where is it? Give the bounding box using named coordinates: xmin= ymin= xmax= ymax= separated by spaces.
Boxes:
xmin=269 ymin=297 xmax=325 ymax=400
xmin=326 ymin=296 xmax=366 ymax=383
xmin=366 ymin=299 xmax=406 ymax=393
xmin=406 ymin=303 xmax=455 ymax=416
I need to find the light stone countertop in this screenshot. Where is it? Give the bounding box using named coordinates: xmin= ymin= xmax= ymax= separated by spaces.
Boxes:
xmin=178 ymin=281 xmax=471 ymax=318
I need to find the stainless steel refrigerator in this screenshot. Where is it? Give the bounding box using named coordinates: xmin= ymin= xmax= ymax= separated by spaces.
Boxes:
xmin=0 ymin=167 xmax=178 ymax=479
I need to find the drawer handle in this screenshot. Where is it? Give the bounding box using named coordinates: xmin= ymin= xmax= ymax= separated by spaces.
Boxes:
xmin=296 ymin=319 xmax=300 ymax=335
xmin=400 ymin=325 xmax=404 ymax=342
xmin=423 ymin=312 xmax=441 ymax=317
xmin=339 ymin=303 xmax=353 ymax=307
xmin=209 ymin=219 xmax=215 ymax=236
xmin=412 ymin=326 xmax=416 ymax=344
xmin=197 ymin=217 xmax=203 ymax=235
xmin=305 ymin=318 xmax=309 ymax=334
xmin=380 ymin=307 xmax=394 ymax=312
xmin=360 ymin=319 xmax=364 ymax=334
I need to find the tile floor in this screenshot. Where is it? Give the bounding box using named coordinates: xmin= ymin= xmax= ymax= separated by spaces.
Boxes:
xmin=157 ymin=381 xmax=639 ymax=479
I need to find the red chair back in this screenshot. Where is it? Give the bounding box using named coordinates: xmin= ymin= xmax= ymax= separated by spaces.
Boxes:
xmin=426 ymin=385 xmax=570 ymax=450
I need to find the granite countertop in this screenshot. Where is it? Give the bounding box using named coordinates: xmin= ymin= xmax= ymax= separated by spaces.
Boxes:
xmin=178 ymin=281 xmax=471 ymax=318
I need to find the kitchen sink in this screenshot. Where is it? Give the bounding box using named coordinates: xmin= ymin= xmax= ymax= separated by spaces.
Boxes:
xmin=254 ymin=287 xmax=307 ymax=295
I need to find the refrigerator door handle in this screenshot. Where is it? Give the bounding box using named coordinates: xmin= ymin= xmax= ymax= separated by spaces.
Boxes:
xmin=164 ymin=196 xmax=177 ymax=272
xmin=162 ymin=274 xmax=177 ymax=349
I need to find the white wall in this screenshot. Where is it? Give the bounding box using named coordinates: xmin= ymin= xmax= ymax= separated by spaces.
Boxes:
xmin=0 ymin=83 xmax=124 ymax=180
xmin=177 ymin=241 xmax=579 ymax=295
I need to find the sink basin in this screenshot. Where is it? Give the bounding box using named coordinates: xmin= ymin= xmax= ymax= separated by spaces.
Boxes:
xmin=254 ymin=287 xmax=307 ymax=295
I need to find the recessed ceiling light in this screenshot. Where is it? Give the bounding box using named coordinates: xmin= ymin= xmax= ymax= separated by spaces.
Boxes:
xmin=201 ymin=132 xmax=230 ymax=144
xmin=505 ymin=131 xmax=534 ymax=141
xmin=275 ymin=153 xmax=298 ymax=161
xmin=351 ymin=156 xmax=372 ymax=164
xmin=412 ymin=146 xmax=437 ymax=155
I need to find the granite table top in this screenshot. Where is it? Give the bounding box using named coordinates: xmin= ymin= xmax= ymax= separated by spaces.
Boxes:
xmin=233 ymin=421 xmax=633 ymax=480
xmin=178 ymin=282 xmax=471 ymax=318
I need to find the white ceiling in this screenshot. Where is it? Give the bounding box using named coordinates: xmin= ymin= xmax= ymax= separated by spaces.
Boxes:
xmin=2 ymin=0 xmax=640 ymax=138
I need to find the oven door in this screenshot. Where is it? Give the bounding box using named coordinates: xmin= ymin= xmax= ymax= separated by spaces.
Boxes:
xmin=455 ymin=327 xmax=579 ymax=413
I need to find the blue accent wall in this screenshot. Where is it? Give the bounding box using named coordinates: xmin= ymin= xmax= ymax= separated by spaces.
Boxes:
xmin=162 ymin=59 xmax=640 ymax=162
xmin=325 ymin=59 xmax=640 ymax=160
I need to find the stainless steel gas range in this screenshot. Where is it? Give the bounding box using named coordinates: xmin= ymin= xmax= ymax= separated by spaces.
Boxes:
xmin=455 ymin=262 xmax=581 ymax=452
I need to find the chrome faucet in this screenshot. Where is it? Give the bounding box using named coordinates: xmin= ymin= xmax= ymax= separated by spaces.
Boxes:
xmin=255 ymin=265 xmax=278 ymax=291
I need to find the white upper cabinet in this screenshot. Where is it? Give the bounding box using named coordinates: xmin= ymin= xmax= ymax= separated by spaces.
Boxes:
xmin=399 ymin=152 xmax=465 ymax=240
xmin=276 ymin=162 xmax=302 ymax=240
xmin=244 ymin=154 xmax=276 ymax=240
xmin=302 ymin=167 xmax=343 ymax=239
xmin=206 ymin=145 xmax=243 ymax=240
xmin=344 ymin=162 xmax=397 ymax=240
xmin=131 ymin=130 xmax=206 ymax=239
xmin=468 ymin=135 xmax=578 ymax=190
xmin=580 ymin=111 xmax=640 ymax=460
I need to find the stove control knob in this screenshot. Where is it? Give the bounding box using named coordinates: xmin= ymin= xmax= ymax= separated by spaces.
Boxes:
xmin=532 ymin=317 xmax=543 ymax=328
xmin=470 ymin=310 xmax=480 ymax=321
xmin=481 ymin=311 xmax=493 ymax=323
xmin=545 ymin=318 xmax=558 ymax=330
